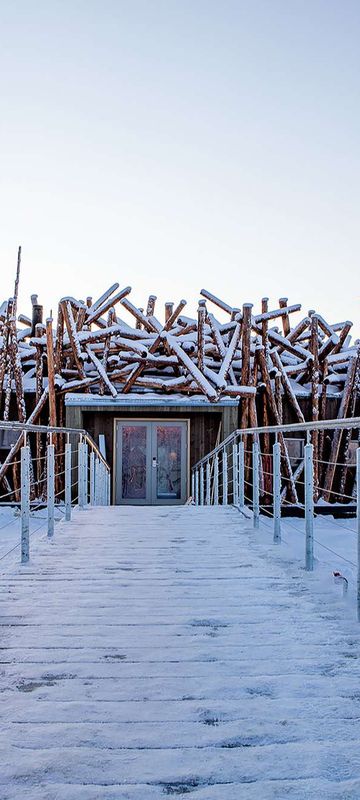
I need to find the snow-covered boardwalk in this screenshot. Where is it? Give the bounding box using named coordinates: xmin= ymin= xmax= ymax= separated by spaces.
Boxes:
xmin=1 ymin=505 xmax=360 ymax=799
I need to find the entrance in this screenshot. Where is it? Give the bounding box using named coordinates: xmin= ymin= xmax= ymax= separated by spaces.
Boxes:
xmin=115 ymin=420 xmax=188 ymax=505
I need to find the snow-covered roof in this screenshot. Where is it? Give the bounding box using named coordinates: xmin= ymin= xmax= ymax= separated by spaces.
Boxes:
xmin=64 ymin=392 xmax=239 ymax=408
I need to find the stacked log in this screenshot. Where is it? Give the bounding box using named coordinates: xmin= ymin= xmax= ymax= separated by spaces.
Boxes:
xmin=0 ymin=278 xmax=358 ymax=505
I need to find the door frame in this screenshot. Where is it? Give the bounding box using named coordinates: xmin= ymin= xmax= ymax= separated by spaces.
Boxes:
xmin=113 ymin=417 xmax=190 ymax=505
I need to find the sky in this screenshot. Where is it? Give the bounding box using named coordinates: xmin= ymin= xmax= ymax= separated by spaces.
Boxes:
xmin=0 ymin=0 xmax=359 ymax=334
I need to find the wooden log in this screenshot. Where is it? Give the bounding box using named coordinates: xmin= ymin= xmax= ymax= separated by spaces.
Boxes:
xmin=241 ymin=303 xmax=252 ymax=385
xmin=135 ymin=309 xmax=144 ymax=330
xmin=86 ymin=346 xmax=118 ymax=398
xmin=200 ymin=289 xmax=233 ymax=315
xmin=0 ymin=388 xmax=49 ymax=486
xmin=276 ymin=316 xmax=310 ymax=353
xmin=278 ymin=297 xmax=290 ymax=337
xmin=54 ymin=303 xmax=64 ymax=374
xmin=240 ymin=303 xmax=253 ymax=429
xmin=270 ymin=349 xmax=305 ymax=422
xmin=146 ymin=295 xmax=157 ymax=317
xmin=46 ymin=317 xmax=57 ymax=430
xmin=8 ymin=311 xmax=26 ymax=423
xmin=256 ymin=346 xmax=298 ymax=503
xmin=338 ymin=345 xmax=360 ymax=498
xmin=35 ymin=325 xmax=44 ymax=488
xmin=261 ymin=297 xmax=269 ymax=353
xmin=3 ymin=299 xmax=14 ymax=421
xmin=13 ymin=246 xmax=21 ymax=317
xmin=218 ymin=322 xmax=242 ymax=385
xmin=61 ymin=301 xmax=86 ymax=379
xmin=0 ymin=300 xmax=11 ymax=416
xmin=164 ymin=333 xmax=218 ymax=401
xmin=87 ymin=286 xmax=131 ymax=325
xmin=207 ymin=313 xmax=236 ymax=386
xmin=120 ymin=299 xmax=187 ymax=394
xmin=315 ymin=313 xmax=339 ymax=342
xmin=253 ymin=325 xmax=311 ymax=361
xmin=17 ymin=314 xmax=32 ymax=327
xmin=318 ymin=357 xmax=328 ymax=480
xmin=310 ymin=315 xmax=320 ymax=500
xmin=197 ymin=300 xmax=206 ymax=372
xmin=318 ymin=334 xmax=338 ymax=362
xmin=254 ymin=302 xmax=301 ymax=326
xmin=274 ymin=372 xmax=283 ymax=424
xmin=99 ymin=308 xmax=115 ymax=395
xmin=221 ymin=385 xmax=256 ymax=396
xmin=76 ymin=304 xmax=87 ymax=332
xmin=87 ymin=283 xmax=119 ymax=317
xmin=120 ymin=297 xmax=159 ymax=333
xmin=332 ymin=321 xmax=353 ymax=355
xmin=322 ymin=353 xmax=359 ymax=501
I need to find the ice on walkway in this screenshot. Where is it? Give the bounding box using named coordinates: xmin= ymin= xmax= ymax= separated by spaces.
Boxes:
xmin=1 ymin=505 xmax=360 ymax=799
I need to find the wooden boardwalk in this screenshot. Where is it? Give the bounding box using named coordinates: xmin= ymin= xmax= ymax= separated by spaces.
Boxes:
xmin=1 ymin=505 xmax=360 ymax=799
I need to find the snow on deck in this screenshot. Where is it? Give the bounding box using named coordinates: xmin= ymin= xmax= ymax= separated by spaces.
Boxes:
xmin=1 ymin=505 xmax=360 ymax=799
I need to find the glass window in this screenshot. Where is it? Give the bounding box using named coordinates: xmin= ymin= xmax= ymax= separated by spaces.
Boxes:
xmin=122 ymin=426 xmax=147 ymax=499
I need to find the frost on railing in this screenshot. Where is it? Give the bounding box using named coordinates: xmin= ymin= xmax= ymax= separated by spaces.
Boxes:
xmin=192 ymin=417 xmax=360 ymax=620
xmin=0 ymin=421 xmax=111 ymax=564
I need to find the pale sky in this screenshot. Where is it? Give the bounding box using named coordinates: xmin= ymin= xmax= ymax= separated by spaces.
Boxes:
xmin=0 ymin=0 xmax=359 ymax=333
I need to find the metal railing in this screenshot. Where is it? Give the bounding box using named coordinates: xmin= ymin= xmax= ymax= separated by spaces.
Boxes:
xmin=0 ymin=421 xmax=111 ymax=564
xmin=191 ymin=416 xmax=360 ymax=619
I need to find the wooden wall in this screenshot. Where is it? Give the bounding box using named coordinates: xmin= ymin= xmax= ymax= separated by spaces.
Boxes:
xmin=81 ymin=408 xmax=224 ymax=475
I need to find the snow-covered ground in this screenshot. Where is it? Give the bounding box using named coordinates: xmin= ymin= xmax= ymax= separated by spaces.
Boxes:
xmin=0 ymin=504 xmax=360 ymax=798
xmin=0 ymin=505 xmax=65 ymax=564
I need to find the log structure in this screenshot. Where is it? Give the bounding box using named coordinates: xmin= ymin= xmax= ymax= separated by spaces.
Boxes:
xmin=0 ymin=275 xmax=359 ymax=505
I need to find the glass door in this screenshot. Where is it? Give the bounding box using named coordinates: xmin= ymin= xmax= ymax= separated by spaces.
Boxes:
xmin=115 ymin=420 xmax=188 ymax=505
xmin=115 ymin=422 xmax=152 ymax=505
xmin=151 ymin=422 xmax=187 ymax=505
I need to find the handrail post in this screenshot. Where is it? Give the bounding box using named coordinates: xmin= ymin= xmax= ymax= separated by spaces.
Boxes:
xmin=65 ymin=438 xmax=72 ymax=522
xmin=99 ymin=461 xmax=104 ymax=505
xmin=82 ymin=441 xmax=88 ymax=506
xmin=20 ymin=438 xmax=30 ymax=563
xmin=199 ymin=464 xmax=204 ymax=506
xmin=305 ymin=433 xmax=314 ymax=571
xmin=214 ymin=454 xmax=219 ymax=505
xmin=78 ymin=438 xmax=84 ymax=508
xmin=98 ymin=459 xmax=103 ymax=506
xmin=205 ymin=460 xmax=210 ymax=505
xmin=94 ymin=458 xmax=99 ymax=505
xmin=222 ymin=448 xmax=228 ymax=505
xmin=252 ymin=438 xmax=260 ymax=528
xmin=191 ymin=470 xmax=195 ymax=501
xmin=357 ymin=447 xmax=360 ymax=621
xmin=194 ymin=469 xmax=199 ymax=505
xmin=107 ymin=469 xmax=111 ymax=505
xmin=232 ymin=442 xmax=238 ymax=505
xmin=273 ymin=437 xmax=281 ymax=543
xmin=238 ymin=438 xmax=245 ymax=507
xmin=90 ymin=450 xmax=95 ymax=505
xmin=47 ymin=434 xmax=55 ymax=537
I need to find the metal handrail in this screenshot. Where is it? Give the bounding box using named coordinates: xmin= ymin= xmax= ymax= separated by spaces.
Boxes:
xmin=0 ymin=421 xmax=87 ymax=435
xmin=191 ymin=414 xmax=360 ymax=620
xmin=0 ymin=421 xmax=110 ymax=471
xmin=192 ymin=416 xmax=360 ymax=470
xmin=0 ymin=419 xmax=112 ymax=564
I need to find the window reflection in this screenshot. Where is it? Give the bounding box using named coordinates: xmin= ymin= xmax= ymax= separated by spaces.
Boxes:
xmin=156 ymin=426 xmax=181 ymax=499
xmin=122 ymin=426 xmax=147 ymax=499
